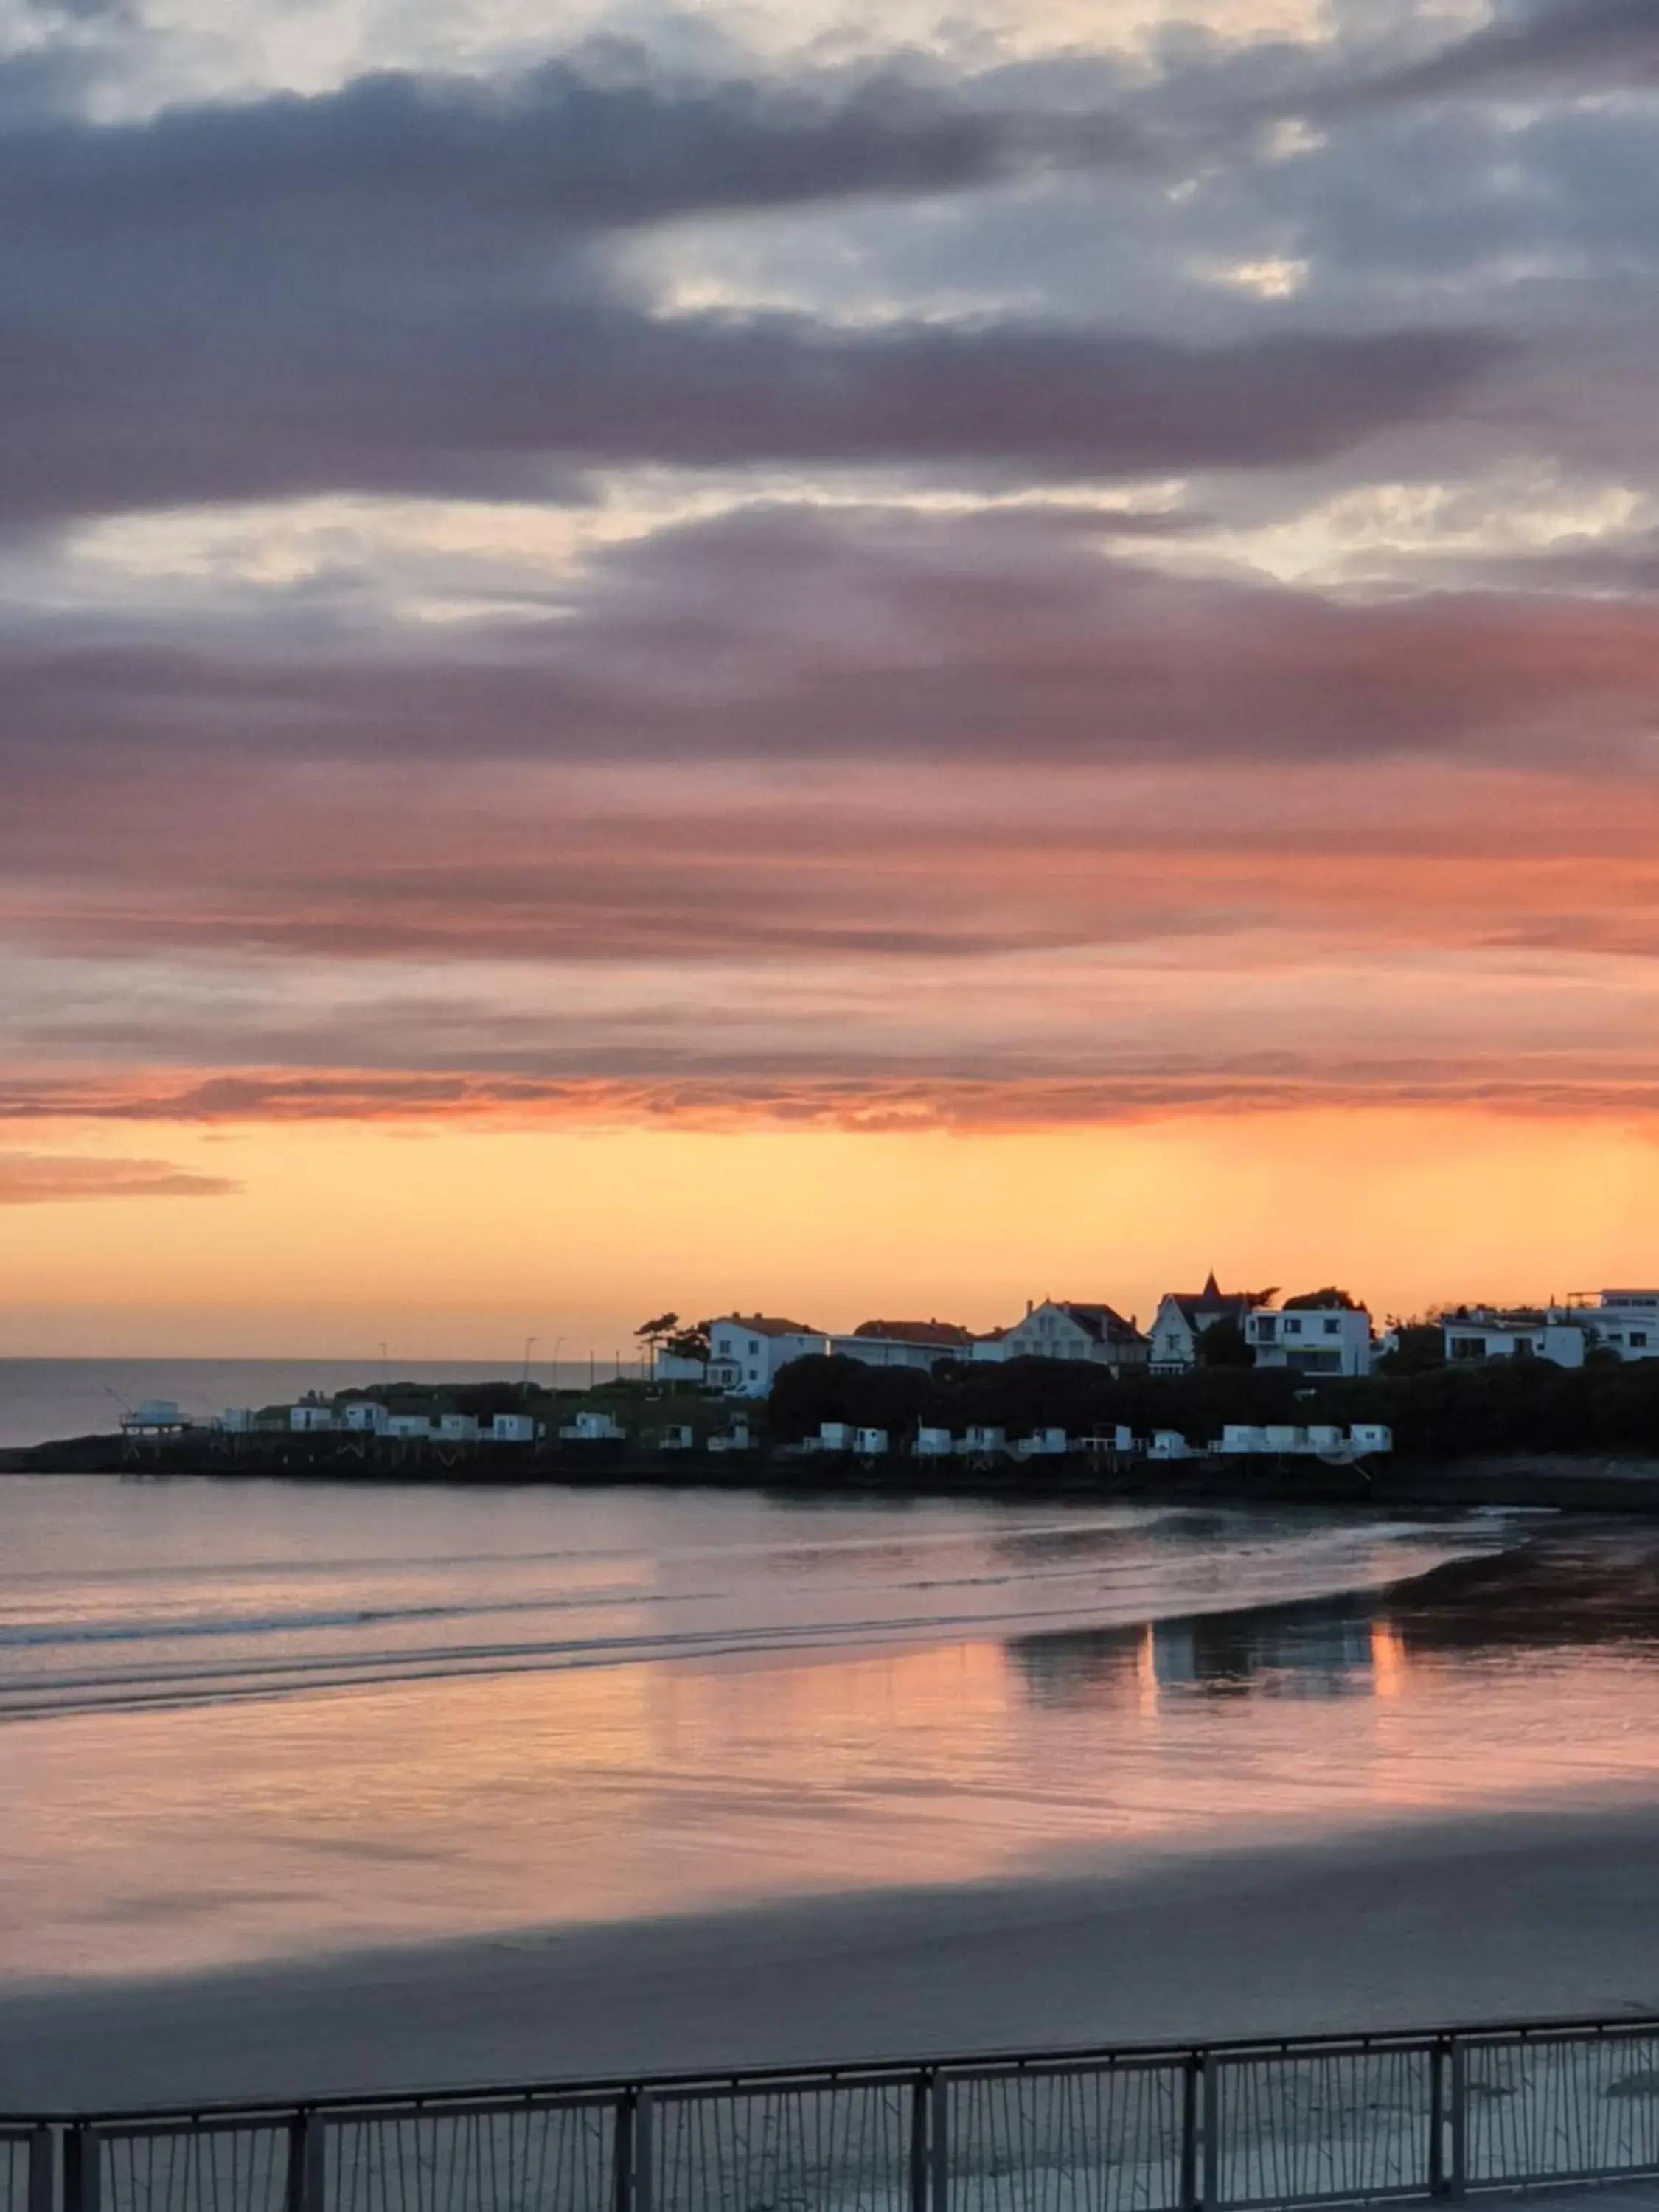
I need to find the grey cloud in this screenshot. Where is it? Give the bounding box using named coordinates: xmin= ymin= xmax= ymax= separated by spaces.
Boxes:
xmin=1330 ymin=0 xmax=1659 ymax=106
xmin=0 ymin=54 xmax=1504 ymax=522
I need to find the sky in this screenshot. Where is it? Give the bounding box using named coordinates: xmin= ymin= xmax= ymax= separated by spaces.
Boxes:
xmin=4 ymin=0 xmax=1659 ymax=1355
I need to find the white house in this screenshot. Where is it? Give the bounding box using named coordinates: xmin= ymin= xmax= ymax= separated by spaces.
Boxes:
xmin=996 ymin=1300 xmax=1150 ymax=1372
xmin=386 ymin=1414 xmax=433 ymax=1440
xmin=490 ymin=1413 xmax=538 ymax=1444
xmin=437 ymin=1413 xmax=480 ymax=1444
xmin=655 ymin=1352 xmax=708 ymax=1384
xmin=338 ymin=1401 xmax=390 ymax=1435
xmin=1442 ymin=1307 xmax=1588 ymax=1368
xmin=1147 ymin=1274 xmax=1270 ymax=1373
xmin=963 ymin=1425 xmax=1007 ymax=1455
xmin=854 ymin=1427 xmax=890 ymax=1456
xmin=707 ymin=1419 xmax=753 ymax=1453
xmin=1150 ymin=1430 xmax=1192 ymax=1459
xmin=1016 ymin=1428 xmax=1068 ymax=1458
xmin=816 ymin=1421 xmax=856 ymax=1453
xmin=1249 ymin=1302 xmax=1373 ymax=1377
xmin=290 ymin=1403 xmax=336 ymax=1433
xmin=915 ymin=1427 xmax=956 ymax=1458
xmin=1584 ymin=1290 xmax=1659 ymax=1361
xmin=706 ymin=1315 xmax=827 ymax=1397
xmin=559 ymin=1409 xmax=627 ymax=1442
xmin=829 ymin=1319 xmax=976 ymax=1370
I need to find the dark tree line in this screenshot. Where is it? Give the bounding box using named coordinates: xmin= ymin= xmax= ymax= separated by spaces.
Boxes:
xmin=768 ymin=1350 xmax=1659 ymax=1461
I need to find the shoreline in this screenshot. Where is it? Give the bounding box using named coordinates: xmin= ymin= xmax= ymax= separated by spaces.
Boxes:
xmin=7 ymin=1798 xmax=1659 ymax=2109
xmin=9 ymin=1431 xmax=1659 ymax=1511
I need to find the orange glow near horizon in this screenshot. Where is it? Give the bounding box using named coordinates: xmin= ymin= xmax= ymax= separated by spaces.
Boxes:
xmin=4 ymin=1105 xmax=1659 ymax=1355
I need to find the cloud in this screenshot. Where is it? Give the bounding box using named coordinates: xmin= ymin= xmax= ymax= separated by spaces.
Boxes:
xmin=0 ymin=53 xmax=1504 ymax=523
xmin=7 ymin=1067 xmax=1659 ymax=1133
xmin=1 ymin=502 xmax=1652 ymax=823
xmin=1332 ymin=0 xmax=1659 ymax=107
xmin=0 ymin=1150 xmax=239 ymax=1201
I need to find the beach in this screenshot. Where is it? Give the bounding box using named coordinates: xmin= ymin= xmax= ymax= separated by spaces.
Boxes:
xmin=4 ymin=1803 xmax=1659 ymax=2109
xmin=7 ymin=1480 xmax=1659 ymax=2114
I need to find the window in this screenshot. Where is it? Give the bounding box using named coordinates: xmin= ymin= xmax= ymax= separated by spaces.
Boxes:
xmin=1323 ymin=1317 xmax=1340 ymax=1336
xmin=748 ymin=1339 xmax=759 ymax=1354
xmin=1633 ymin=1332 xmax=1649 ymax=1349
xmin=1283 ymin=1317 xmax=1301 ymax=1335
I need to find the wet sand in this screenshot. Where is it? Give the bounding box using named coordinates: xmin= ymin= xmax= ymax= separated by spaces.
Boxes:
xmin=6 ymin=1800 xmax=1659 ymax=2112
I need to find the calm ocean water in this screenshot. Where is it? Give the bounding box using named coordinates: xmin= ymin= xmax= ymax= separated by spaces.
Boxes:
xmin=6 ymin=1476 xmax=1659 ymax=1986
xmin=0 ymin=1357 xmax=611 ymax=1448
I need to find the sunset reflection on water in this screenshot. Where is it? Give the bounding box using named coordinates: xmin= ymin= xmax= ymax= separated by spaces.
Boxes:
xmin=4 ymin=1485 xmax=1659 ymax=1984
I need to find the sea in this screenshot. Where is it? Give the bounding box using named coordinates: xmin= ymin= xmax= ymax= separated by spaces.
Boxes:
xmin=0 ymin=1356 xmax=613 ymax=1450
xmin=6 ymin=1464 xmax=1659 ymax=1989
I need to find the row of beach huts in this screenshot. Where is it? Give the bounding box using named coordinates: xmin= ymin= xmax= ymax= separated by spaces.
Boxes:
xmin=119 ymin=1397 xmax=1391 ymax=1465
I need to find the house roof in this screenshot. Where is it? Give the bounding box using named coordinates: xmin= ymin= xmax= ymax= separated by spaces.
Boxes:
xmin=1162 ymin=1273 xmax=1273 ymax=1327
xmin=1048 ymin=1301 xmax=1147 ymax=1346
xmin=852 ymin=1318 xmax=975 ymax=1346
xmin=717 ymin=1313 xmax=820 ymax=1338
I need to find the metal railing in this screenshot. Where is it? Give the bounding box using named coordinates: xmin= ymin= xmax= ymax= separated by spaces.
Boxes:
xmin=8 ymin=2014 xmax=1659 ymax=2212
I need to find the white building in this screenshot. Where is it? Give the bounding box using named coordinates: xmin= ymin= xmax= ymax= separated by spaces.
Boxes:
xmin=1585 ymin=1291 xmax=1659 ymax=1361
xmin=963 ymin=1425 xmax=1007 ymax=1455
xmin=706 ymin=1315 xmax=827 ymax=1397
xmin=1016 ymin=1428 xmax=1068 ymax=1458
xmin=854 ymin=1427 xmax=889 ymax=1456
xmin=1249 ymin=1302 xmax=1373 ymax=1377
xmin=290 ymin=1403 xmax=336 ymax=1433
xmin=996 ymin=1300 xmax=1150 ymax=1372
xmin=829 ymin=1319 xmax=975 ymax=1370
xmin=1443 ymin=1307 xmax=1588 ymax=1368
xmin=707 ymin=1419 xmax=753 ymax=1453
xmin=560 ymin=1409 xmax=627 ymax=1442
xmin=338 ymin=1401 xmax=390 ymax=1434
xmin=1147 ymin=1274 xmax=1269 ymax=1373
xmin=915 ymin=1427 xmax=956 ymax=1458
xmin=816 ymin=1421 xmax=856 ymax=1453
xmin=490 ymin=1413 xmax=538 ymax=1444
xmin=655 ymin=1352 xmax=708 ymax=1384
xmin=386 ymin=1414 xmax=433 ymax=1440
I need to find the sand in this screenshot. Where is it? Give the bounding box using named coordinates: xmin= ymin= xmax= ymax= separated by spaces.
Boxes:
xmin=4 ymin=1801 xmax=1659 ymax=2113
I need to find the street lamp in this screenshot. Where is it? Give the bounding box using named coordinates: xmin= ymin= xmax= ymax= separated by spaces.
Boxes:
xmin=521 ymin=1335 xmax=538 ymax=1387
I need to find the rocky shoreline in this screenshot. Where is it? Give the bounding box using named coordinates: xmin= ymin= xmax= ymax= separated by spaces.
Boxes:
xmin=7 ymin=1429 xmax=1659 ymax=1511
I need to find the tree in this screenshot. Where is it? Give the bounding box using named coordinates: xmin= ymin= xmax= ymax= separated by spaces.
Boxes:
xmin=664 ymin=1322 xmax=711 ymax=1363
xmin=1282 ymin=1286 xmax=1363 ymax=1310
xmin=634 ymin=1312 xmax=680 ymax=1377
xmin=1199 ymin=1317 xmax=1253 ymax=1367
xmin=1376 ymin=1321 xmax=1444 ymax=1375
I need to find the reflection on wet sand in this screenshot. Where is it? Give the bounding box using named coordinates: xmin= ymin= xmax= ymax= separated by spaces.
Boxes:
xmin=7 ymin=1503 xmax=1659 ymax=1985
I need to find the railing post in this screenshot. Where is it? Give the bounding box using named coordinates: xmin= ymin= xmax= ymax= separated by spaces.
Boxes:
xmin=1180 ymin=2055 xmax=1201 ymax=2212
xmin=27 ymin=2126 xmax=55 ymax=2212
xmin=636 ymin=2090 xmax=655 ymax=2212
xmin=288 ymin=2108 xmax=327 ymax=2212
xmin=930 ymin=2070 xmax=949 ymax=2212
xmin=1201 ymin=2056 xmax=1220 ymax=2212
xmin=910 ymin=2071 xmax=931 ymax=2212
xmin=615 ymin=2091 xmax=637 ymax=2212
xmin=1448 ymin=2039 xmax=1467 ymax=2201
xmin=1430 ymin=2038 xmax=1448 ymax=2197
xmin=64 ymin=2125 xmax=100 ymax=2212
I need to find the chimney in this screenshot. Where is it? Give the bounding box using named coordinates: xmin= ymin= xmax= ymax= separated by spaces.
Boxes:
xmin=1026 ymin=1298 xmax=1033 ymax=1316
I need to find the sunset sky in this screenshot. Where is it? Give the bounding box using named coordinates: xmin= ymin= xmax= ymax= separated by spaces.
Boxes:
xmin=4 ymin=0 xmax=1659 ymax=1355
